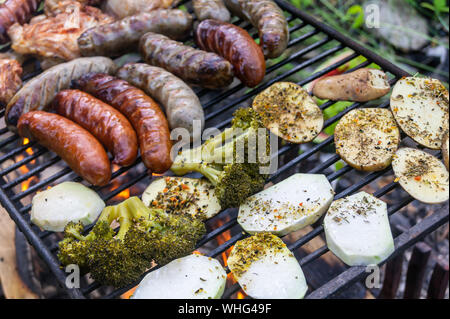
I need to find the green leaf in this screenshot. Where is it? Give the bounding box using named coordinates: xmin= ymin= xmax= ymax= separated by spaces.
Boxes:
xmin=345 ymin=5 xmax=365 ymax=29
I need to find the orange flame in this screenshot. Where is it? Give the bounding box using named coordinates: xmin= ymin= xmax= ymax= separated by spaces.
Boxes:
xmin=18 ymin=138 xmax=38 ymax=192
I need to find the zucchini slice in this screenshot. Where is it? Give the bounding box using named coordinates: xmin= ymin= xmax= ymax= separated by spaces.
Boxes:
xmin=334 ymin=108 xmax=400 ymax=171
xmin=132 ymin=254 xmax=227 ymax=299
xmin=238 ymin=174 xmax=334 ymax=236
xmin=31 ymin=182 xmax=105 ymax=232
xmin=252 ymin=82 xmax=324 ymax=144
xmin=324 ymin=192 xmax=395 ymax=266
xmin=392 ymin=148 xmax=449 ymax=204
xmin=443 ymin=132 xmax=449 ymax=171
xmin=391 ymin=77 xmax=449 ymax=150
xmin=142 ymin=177 xmax=221 ymax=220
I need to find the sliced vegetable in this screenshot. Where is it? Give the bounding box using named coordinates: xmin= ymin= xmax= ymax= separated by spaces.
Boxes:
xmin=334 ymin=108 xmax=400 ymax=172
xmin=443 ymin=132 xmax=449 ymax=171
xmin=238 ymin=174 xmax=334 ymax=236
xmin=31 ymin=182 xmax=105 ymax=232
xmin=391 ymin=77 xmax=449 ymax=150
xmin=324 ymin=192 xmax=394 ymax=266
xmin=252 ymin=82 xmax=324 ymax=144
xmin=132 ymin=254 xmax=227 ymax=299
xmin=392 ymin=148 xmax=449 ymax=204
xmin=142 ymin=177 xmax=221 ymax=220
xmin=228 ymin=233 xmax=308 ymax=299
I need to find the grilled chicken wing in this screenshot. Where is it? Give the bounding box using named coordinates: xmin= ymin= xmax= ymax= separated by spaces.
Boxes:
xmin=0 ymin=59 xmax=22 ymax=109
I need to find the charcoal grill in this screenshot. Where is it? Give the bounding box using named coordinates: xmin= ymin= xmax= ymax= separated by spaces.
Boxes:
xmin=0 ymin=0 xmax=448 ymax=299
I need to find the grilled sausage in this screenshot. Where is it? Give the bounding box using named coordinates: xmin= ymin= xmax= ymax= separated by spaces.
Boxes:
xmin=139 ymin=32 xmax=234 ymax=89
xmin=5 ymin=57 xmax=117 ymax=131
xmin=78 ymin=9 xmax=193 ymax=57
xmin=74 ymin=73 xmax=173 ymax=174
xmin=195 ymin=19 xmax=265 ymax=88
xmin=0 ymin=59 xmax=22 ymax=108
xmin=18 ymin=111 xmax=112 ymax=186
xmin=102 ymin=0 xmax=181 ymax=19
xmin=117 ymin=63 xmax=205 ymax=141
xmin=224 ymin=0 xmax=289 ymax=59
xmin=192 ymin=0 xmax=230 ymax=22
xmin=52 ymin=90 xmax=139 ymax=167
xmin=0 ymin=0 xmax=40 ymax=44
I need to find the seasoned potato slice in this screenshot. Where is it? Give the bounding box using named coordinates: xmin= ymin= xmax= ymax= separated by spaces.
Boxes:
xmin=334 ymin=108 xmax=400 ymax=171
xmin=324 ymin=192 xmax=394 ymax=266
xmin=391 ymin=77 xmax=449 ymax=150
xmin=252 ymin=82 xmax=323 ymax=144
xmin=142 ymin=177 xmax=221 ymax=220
xmin=443 ymin=132 xmax=449 ymax=171
xmin=392 ymin=148 xmax=449 ymax=204
xmin=313 ymin=68 xmax=391 ymax=102
xmin=228 ymin=233 xmax=308 ymax=299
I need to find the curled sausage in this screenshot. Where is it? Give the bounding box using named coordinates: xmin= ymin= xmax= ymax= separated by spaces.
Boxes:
xmin=117 ymin=63 xmax=205 ymax=141
xmin=78 ymin=9 xmax=193 ymax=57
xmin=0 ymin=58 xmax=22 ymax=108
xmin=224 ymin=0 xmax=289 ymax=59
xmin=74 ymin=73 xmax=173 ymax=174
xmin=139 ymin=32 xmax=234 ymax=90
xmin=5 ymin=56 xmax=117 ymax=131
xmin=52 ymin=89 xmax=139 ymax=166
xmin=195 ymin=19 xmax=266 ymax=88
xmin=0 ymin=0 xmax=40 ymax=44
xmin=193 ymin=0 xmax=230 ymax=22
xmin=18 ymin=111 xmax=111 ymax=186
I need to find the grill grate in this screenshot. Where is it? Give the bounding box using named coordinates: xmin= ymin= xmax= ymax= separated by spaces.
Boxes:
xmin=0 ymin=0 xmax=448 ymax=299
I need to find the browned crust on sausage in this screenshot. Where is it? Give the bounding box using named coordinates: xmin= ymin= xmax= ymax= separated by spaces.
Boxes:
xmin=18 ymin=111 xmax=111 ymax=186
xmin=195 ymin=19 xmax=266 ymax=88
xmin=74 ymin=73 xmax=173 ymax=174
xmin=0 ymin=0 xmax=40 ymax=44
xmin=52 ymin=89 xmax=139 ymax=167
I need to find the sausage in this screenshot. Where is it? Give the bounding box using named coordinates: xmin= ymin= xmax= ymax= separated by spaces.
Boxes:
xmin=74 ymin=73 xmax=173 ymax=174
xmin=139 ymin=32 xmax=234 ymax=90
xmin=117 ymin=63 xmax=205 ymax=141
xmin=5 ymin=57 xmax=117 ymax=131
xmin=0 ymin=0 xmax=40 ymax=44
xmin=52 ymin=89 xmax=139 ymax=166
xmin=192 ymin=0 xmax=230 ymax=22
xmin=18 ymin=111 xmax=112 ymax=186
xmin=224 ymin=0 xmax=289 ymax=59
xmin=102 ymin=0 xmax=180 ymax=19
xmin=0 ymin=59 xmax=22 ymax=108
xmin=78 ymin=9 xmax=193 ymax=57
xmin=195 ymin=19 xmax=265 ymax=88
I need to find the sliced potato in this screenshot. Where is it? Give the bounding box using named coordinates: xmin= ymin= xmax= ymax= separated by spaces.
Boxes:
xmin=443 ymin=132 xmax=449 ymax=171
xmin=334 ymin=108 xmax=400 ymax=171
xmin=324 ymin=192 xmax=394 ymax=266
xmin=392 ymin=148 xmax=449 ymax=204
xmin=228 ymin=233 xmax=308 ymax=299
xmin=132 ymin=254 xmax=227 ymax=299
xmin=252 ymin=82 xmax=324 ymax=144
xmin=238 ymin=174 xmax=334 ymax=236
xmin=312 ymin=68 xmax=391 ymax=102
xmin=142 ymin=177 xmax=221 ymax=220
xmin=31 ymin=182 xmax=105 ymax=232
xmin=391 ymin=77 xmax=449 ymax=150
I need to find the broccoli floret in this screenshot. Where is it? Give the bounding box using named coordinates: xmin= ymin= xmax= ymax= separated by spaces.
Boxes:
xmin=58 ymin=197 xmax=206 ymax=287
xmin=171 ymin=108 xmax=271 ymax=208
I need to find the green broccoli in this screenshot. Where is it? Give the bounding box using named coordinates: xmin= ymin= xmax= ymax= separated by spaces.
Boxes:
xmin=171 ymin=108 xmax=271 ymax=209
xmin=58 ymin=197 xmax=206 ymax=287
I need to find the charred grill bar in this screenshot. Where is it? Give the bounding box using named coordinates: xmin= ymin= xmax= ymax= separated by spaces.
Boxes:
xmin=0 ymin=0 xmax=448 ymax=299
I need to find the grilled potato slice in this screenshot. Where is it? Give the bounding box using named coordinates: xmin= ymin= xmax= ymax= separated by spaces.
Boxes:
xmin=334 ymin=108 xmax=400 ymax=172
xmin=324 ymin=192 xmax=394 ymax=266
xmin=228 ymin=233 xmax=308 ymax=299
xmin=142 ymin=177 xmax=221 ymax=220
xmin=443 ymin=132 xmax=449 ymax=171
xmin=252 ymin=82 xmax=324 ymax=144
xmin=391 ymin=77 xmax=449 ymax=150
xmin=392 ymin=148 xmax=449 ymax=204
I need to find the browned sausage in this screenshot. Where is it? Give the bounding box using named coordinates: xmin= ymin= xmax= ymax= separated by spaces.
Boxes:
xmin=74 ymin=73 xmax=173 ymax=174
xmin=52 ymin=89 xmax=139 ymax=167
xmin=17 ymin=111 xmax=112 ymax=186
xmin=0 ymin=0 xmax=40 ymax=44
xmin=195 ymin=19 xmax=266 ymax=88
